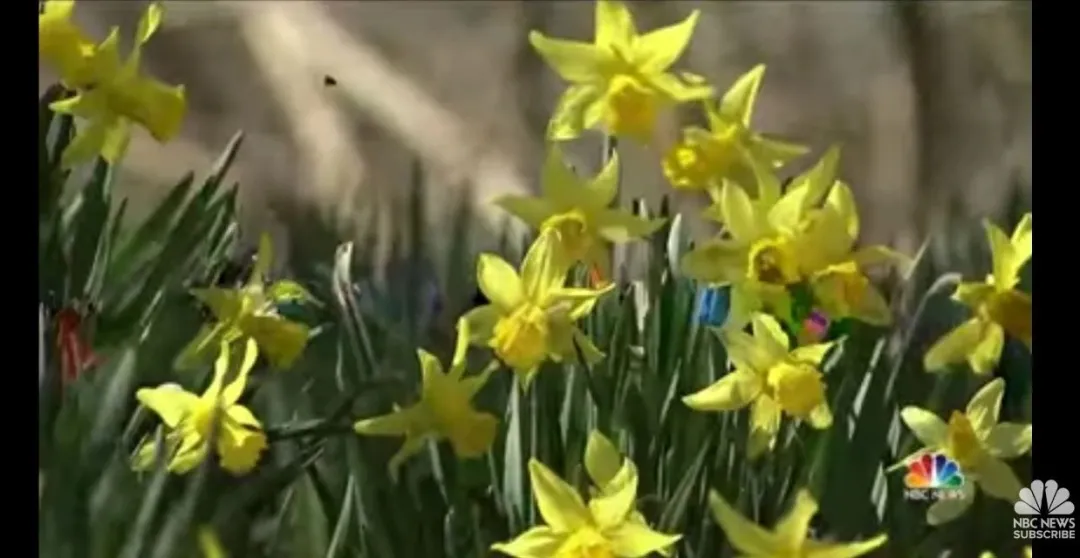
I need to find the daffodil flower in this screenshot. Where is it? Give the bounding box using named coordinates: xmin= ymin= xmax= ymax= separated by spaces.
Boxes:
xmin=133 ymin=339 xmax=268 ymax=475
xmin=354 ymin=318 xmax=499 ymax=480
xmin=491 ymin=446 xmax=681 ymax=557
xmin=462 ymin=229 xmax=613 ymax=387
xmin=663 ymin=65 xmax=808 ymax=194
xmin=924 ymin=213 xmax=1032 ymax=375
xmin=683 ymin=313 xmax=834 ymax=458
xmin=709 ymin=488 xmax=887 ymax=557
xmin=895 ymin=378 xmax=1032 ymax=525
xmin=39 ymin=0 xmax=99 ymax=89
xmin=48 ymin=2 xmax=186 ymax=168
xmin=530 ymin=0 xmax=713 ymax=143
xmin=494 ymin=145 xmax=664 ymax=286
xmin=793 ymin=180 xmax=910 ymax=326
xmin=583 ymin=431 xmax=676 ymax=557
xmin=178 ymin=234 xmax=313 ymax=371
xmin=680 ymin=149 xmax=839 ymax=330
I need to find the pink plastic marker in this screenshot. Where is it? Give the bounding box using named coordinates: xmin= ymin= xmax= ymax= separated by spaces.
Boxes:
xmin=800 ymin=309 xmax=830 ymax=345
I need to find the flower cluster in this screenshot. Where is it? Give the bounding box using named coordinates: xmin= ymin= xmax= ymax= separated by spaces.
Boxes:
xmin=40 ymin=0 xmax=1032 ymax=555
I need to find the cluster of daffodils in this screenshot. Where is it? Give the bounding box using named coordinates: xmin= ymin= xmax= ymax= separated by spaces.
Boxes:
xmin=40 ymin=0 xmax=1033 ymax=555
xmin=39 ymin=1 xmax=186 ymax=168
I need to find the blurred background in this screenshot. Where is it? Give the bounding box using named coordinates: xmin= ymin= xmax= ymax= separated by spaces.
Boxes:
xmin=38 ymin=0 xmax=1031 ymax=275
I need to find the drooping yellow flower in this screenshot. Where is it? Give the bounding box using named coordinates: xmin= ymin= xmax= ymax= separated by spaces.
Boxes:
xmin=709 ymin=488 xmax=887 ymax=557
xmin=583 ymin=431 xmax=676 ymax=557
xmin=39 ymin=0 xmax=99 ymax=88
xmin=924 ymin=213 xmax=1032 ymax=375
xmin=683 ymin=313 xmax=834 ymax=458
xmin=462 ymin=229 xmax=613 ymax=387
xmin=133 ymin=339 xmax=268 ymax=475
xmin=354 ymin=318 xmax=499 ymax=480
xmin=494 ymin=145 xmax=665 ymax=287
xmin=793 ymin=180 xmax=910 ymax=326
xmin=48 ymin=2 xmax=186 ymax=168
xmin=663 ymin=65 xmax=808 ymax=195
xmin=680 ymin=148 xmax=839 ymax=330
xmin=894 ymin=378 xmax=1032 ymax=525
xmin=492 ymin=447 xmax=681 ymax=557
xmin=530 ymin=0 xmax=713 ymax=143
xmin=178 ymin=233 xmax=313 ymax=371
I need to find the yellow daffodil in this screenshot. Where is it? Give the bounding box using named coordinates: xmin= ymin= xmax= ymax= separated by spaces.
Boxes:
xmin=494 ymin=145 xmax=665 ymax=287
xmin=925 ymin=213 xmax=1032 ymax=375
xmin=354 ymin=318 xmax=499 ymax=480
xmin=683 ymin=313 xmax=834 ymax=458
xmin=462 ymin=229 xmax=613 ymax=387
xmin=895 ymin=378 xmax=1032 ymax=525
xmin=48 ymin=2 xmax=186 ymax=168
xmin=663 ymin=65 xmax=808 ymax=194
xmin=584 ymin=431 xmax=676 ymax=557
xmin=793 ymin=180 xmax=910 ymax=326
xmin=492 ymin=449 xmax=681 ymax=557
xmin=133 ymin=339 xmax=268 ymax=475
xmin=530 ymin=0 xmax=713 ymax=143
xmin=709 ymin=488 xmax=887 ymax=557
xmin=178 ymin=234 xmax=313 ymax=371
xmin=680 ymin=149 xmax=839 ymax=330
xmin=39 ymin=0 xmax=99 ymax=88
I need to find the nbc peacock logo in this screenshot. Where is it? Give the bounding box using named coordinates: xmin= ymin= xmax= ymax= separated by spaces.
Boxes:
xmin=1013 ymin=480 xmax=1076 ymax=540
xmin=902 ymin=452 xmax=966 ymax=501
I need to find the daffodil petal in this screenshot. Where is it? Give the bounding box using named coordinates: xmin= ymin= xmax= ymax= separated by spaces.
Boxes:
xmin=772 ymin=489 xmax=818 ymax=549
xmin=633 ymin=10 xmax=699 ymax=73
xmin=527 ymin=458 xmax=590 ymax=532
xmin=494 ymin=196 xmax=554 ymax=230
xmin=926 ymin=480 xmax=975 ymax=526
xmin=968 ymin=321 xmax=1005 ymax=375
xmin=680 ymin=238 xmax=747 ymax=284
xmin=136 ymin=384 xmax=198 ymax=429
xmin=975 ymin=457 xmax=1023 ymax=502
xmin=899 ymin=406 xmax=948 ymax=447
xmin=682 ymin=369 xmax=761 ymax=412
xmin=547 ymin=84 xmax=603 ymax=141
xmin=707 ymin=489 xmax=784 ymax=555
xmin=984 ymin=219 xmax=1020 ymax=288
xmin=354 ymin=406 xmax=422 ymax=437
xmin=446 ymin=410 xmax=499 ymax=459
xmin=589 ymin=460 xmax=639 ymax=528
xmin=985 ymin=423 xmax=1032 ymax=459
xmin=803 ymin=533 xmax=888 ymax=558
xmin=923 ymin=318 xmax=985 ymax=373
xmin=528 ymin=32 xmax=603 ymax=83
xmin=718 ymin=181 xmax=759 ymax=242
xmin=718 ymin=328 xmax=777 ymax=374
xmin=491 ymin=526 xmax=566 ymax=558
xmin=595 ymin=0 xmax=636 ymax=49
xmin=243 ymin=315 xmax=310 ymax=369
xmin=584 ymin=430 xmax=624 ymax=488
xmin=808 ymin=403 xmax=833 ymax=429
xmin=965 ymin=378 xmax=1005 ymax=436
xmin=606 ymin=519 xmax=683 ymax=558
xmin=790 ymin=342 xmax=834 ymax=366
xmin=1010 ymin=213 xmax=1032 ymax=271
xmin=596 ymin=210 xmax=665 ymax=243
xmin=718 ymin=64 xmax=764 ymax=126
xmin=748 ymin=395 xmax=781 ymax=458
xmin=451 ymin=317 xmax=472 ymax=373
xmin=477 ymin=253 xmax=525 ymax=310
xmin=221 ymin=338 xmax=259 ymax=405
xmin=388 ymin=434 xmax=428 ymax=482
xmin=462 ymin=304 xmax=501 ymax=345
xmin=217 ymin=406 xmax=267 ymax=475
xmin=751 ymin=313 xmax=790 ymax=356
xmin=522 ymin=230 xmax=571 ymax=301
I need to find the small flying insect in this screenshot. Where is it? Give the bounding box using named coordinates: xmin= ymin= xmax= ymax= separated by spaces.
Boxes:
xmin=323 ymin=75 xmax=338 ymax=87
